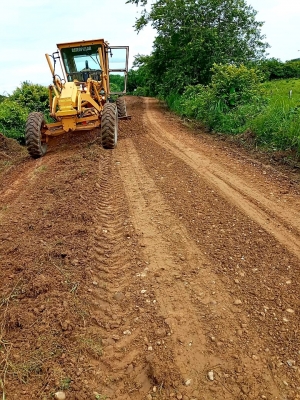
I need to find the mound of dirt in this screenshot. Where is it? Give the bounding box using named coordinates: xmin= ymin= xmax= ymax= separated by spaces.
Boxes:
xmin=0 ymin=132 xmax=26 ymax=163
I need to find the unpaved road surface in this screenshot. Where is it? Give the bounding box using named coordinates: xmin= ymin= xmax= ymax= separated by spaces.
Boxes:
xmin=0 ymin=97 xmax=300 ymax=400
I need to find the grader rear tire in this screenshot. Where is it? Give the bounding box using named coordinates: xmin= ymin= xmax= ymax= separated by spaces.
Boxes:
xmin=116 ymin=97 xmax=127 ymax=118
xmin=101 ymin=103 xmax=118 ymax=149
xmin=25 ymin=112 xmax=47 ymax=158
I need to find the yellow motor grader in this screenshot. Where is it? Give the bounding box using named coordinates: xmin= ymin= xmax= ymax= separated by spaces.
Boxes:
xmin=26 ymin=39 xmax=130 ymax=158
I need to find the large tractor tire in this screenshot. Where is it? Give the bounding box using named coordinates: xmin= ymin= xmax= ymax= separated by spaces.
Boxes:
xmin=101 ymin=103 xmax=118 ymax=149
xmin=116 ymin=97 xmax=127 ymax=118
xmin=25 ymin=112 xmax=47 ymax=158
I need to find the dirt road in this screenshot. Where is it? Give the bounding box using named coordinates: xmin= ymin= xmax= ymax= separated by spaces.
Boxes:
xmin=0 ymin=97 xmax=300 ymax=400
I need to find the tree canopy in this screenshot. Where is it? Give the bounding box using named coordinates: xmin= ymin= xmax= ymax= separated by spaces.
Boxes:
xmin=127 ymin=0 xmax=269 ymax=95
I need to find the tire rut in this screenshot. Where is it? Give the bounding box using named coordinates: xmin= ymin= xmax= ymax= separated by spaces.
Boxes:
xmin=88 ymin=152 xmax=182 ymax=399
xmin=116 ymin=137 xmax=284 ymax=399
xmin=143 ymin=98 xmax=300 ymax=259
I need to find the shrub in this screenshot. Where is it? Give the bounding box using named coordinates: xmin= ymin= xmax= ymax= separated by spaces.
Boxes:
xmin=0 ymin=100 xmax=28 ymax=141
xmin=10 ymin=81 xmax=49 ymax=116
xmin=0 ymin=82 xmax=49 ymax=143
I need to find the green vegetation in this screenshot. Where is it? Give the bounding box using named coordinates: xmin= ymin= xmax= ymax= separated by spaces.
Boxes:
xmin=250 ymin=79 xmax=300 ymax=153
xmin=127 ymin=0 xmax=268 ymax=95
xmin=110 ymin=74 xmax=125 ymax=92
xmin=166 ymin=73 xmax=300 ymax=155
xmin=127 ymin=0 xmax=300 ymax=159
xmin=0 ymin=82 xmax=49 ymax=143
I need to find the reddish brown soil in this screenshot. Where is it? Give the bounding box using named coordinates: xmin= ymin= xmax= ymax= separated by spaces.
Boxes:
xmin=0 ymin=97 xmax=300 ymax=400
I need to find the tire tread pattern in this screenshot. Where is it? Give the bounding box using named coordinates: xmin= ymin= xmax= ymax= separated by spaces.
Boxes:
xmin=25 ymin=112 xmax=47 ymax=158
xmin=116 ymin=97 xmax=127 ymax=118
xmin=101 ymin=103 xmax=118 ymax=149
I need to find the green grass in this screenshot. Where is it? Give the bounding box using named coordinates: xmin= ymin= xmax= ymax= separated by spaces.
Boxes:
xmin=262 ymin=78 xmax=300 ymax=103
xmin=250 ymin=79 xmax=300 ymax=154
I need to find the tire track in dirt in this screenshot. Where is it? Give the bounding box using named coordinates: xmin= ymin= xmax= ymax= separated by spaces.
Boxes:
xmin=87 ymin=151 xmax=182 ymax=399
xmin=116 ymin=137 xmax=284 ymax=399
xmin=143 ymin=98 xmax=300 ymax=259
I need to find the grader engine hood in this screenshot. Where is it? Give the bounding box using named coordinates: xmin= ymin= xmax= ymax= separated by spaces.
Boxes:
xmin=56 ymin=82 xmax=78 ymax=117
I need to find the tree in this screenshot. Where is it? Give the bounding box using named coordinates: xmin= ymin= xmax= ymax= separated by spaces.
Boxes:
xmin=126 ymin=0 xmax=268 ymax=95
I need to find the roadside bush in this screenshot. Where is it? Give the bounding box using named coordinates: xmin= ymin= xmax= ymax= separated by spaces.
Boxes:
xmin=132 ymin=87 xmax=149 ymax=96
xmin=210 ymin=63 xmax=265 ymax=108
xmin=0 ymin=82 xmax=49 ymax=143
xmin=168 ymin=64 xmax=266 ymax=134
xmin=0 ymin=100 xmax=28 ymax=142
xmin=10 ymin=81 xmax=49 ymax=115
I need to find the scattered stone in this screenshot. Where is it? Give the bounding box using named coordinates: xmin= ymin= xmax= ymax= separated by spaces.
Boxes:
xmin=113 ymin=292 xmax=124 ymax=301
xmin=208 ymin=371 xmax=214 ymax=381
xmin=286 ymin=308 xmax=294 ymax=314
xmin=54 ymin=392 xmax=66 ymax=400
xmin=126 ymin=364 xmax=134 ymax=374
xmin=287 ymin=359 xmax=296 ymax=367
xmin=234 ymin=299 xmax=242 ymax=305
xmin=156 ymin=328 xmax=166 ymax=337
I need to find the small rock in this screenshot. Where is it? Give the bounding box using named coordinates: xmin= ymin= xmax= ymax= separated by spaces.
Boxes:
xmin=141 ymin=289 xmax=147 ymax=294
xmin=92 ymin=281 xmax=98 ymax=286
xmin=148 ymin=346 xmax=153 ymax=351
xmin=177 ymin=394 xmax=183 ymax=400
xmin=114 ymin=292 xmax=124 ymax=301
xmin=146 ymin=395 xmax=152 ymax=400
xmin=54 ymin=392 xmax=66 ymax=400
xmin=123 ymin=330 xmax=131 ymax=335
xmin=286 ymin=308 xmax=294 ymax=313
xmin=234 ymin=299 xmax=242 ymax=305
xmin=185 ymin=379 xmax=192 ymax=386
xmin=208 ymin=371 xmax=214 ymax=381
xmin=126 ymin=364 xmax=134 ymax=374
xmin=287 ymin=359 xmax=296 ymax=367
xmin=153 ymin=386 xmax=157 ymax=392
xmin=156 ymin=328 xmax=166 ymax=337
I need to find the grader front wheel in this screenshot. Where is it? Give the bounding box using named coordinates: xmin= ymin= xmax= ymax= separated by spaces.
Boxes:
xmin=101 ymin=103 xmax=118 ymax=149
xmin=25 ymin=112 xmax=47 ymax=158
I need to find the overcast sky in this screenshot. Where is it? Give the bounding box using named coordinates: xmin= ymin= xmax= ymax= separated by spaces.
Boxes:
xmin=1 ymin=0 xmax=299 ymax=95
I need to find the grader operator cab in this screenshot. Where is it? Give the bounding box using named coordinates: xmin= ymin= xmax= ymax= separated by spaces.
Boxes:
xmin=25 ymin=39 xmax=130 ymax=158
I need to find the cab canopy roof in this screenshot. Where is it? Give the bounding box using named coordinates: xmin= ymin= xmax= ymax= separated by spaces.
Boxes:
xmin=57 ymin=39 xmax=107 ymax=50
